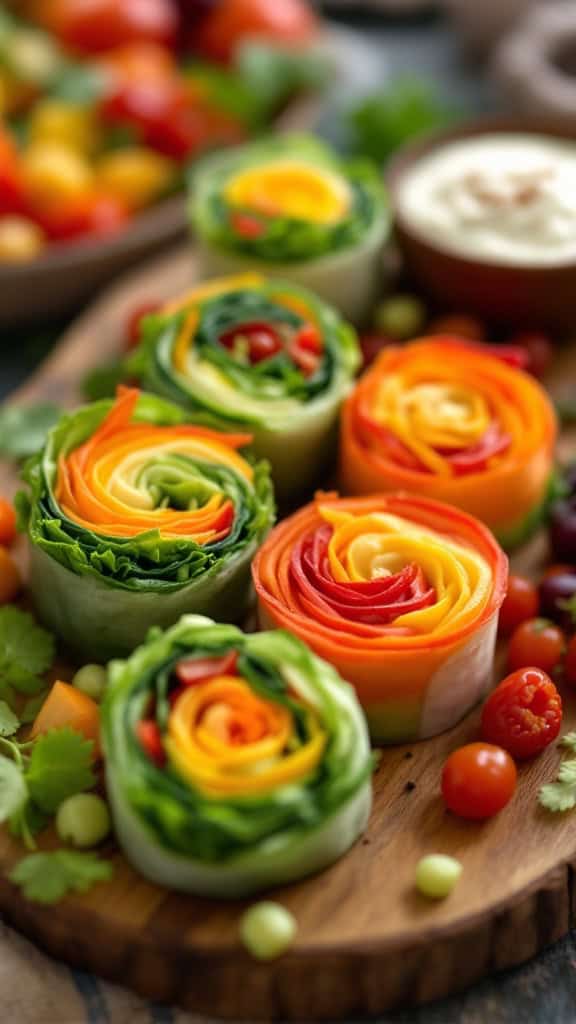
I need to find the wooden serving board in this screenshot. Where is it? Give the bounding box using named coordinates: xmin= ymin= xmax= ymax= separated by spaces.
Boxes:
xmin=2 ymin=247 xmax=576 ymax=1021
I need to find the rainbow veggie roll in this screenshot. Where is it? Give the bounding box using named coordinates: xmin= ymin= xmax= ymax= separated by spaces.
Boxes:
xmin=127 ymin=274 xmax=360 ymax=500
xmin=340 ymin=337 xmax=557 ymax=548
xmin=103 ymin=614 xmax=372 ymax=897
xmin=253 ymin=492 xmax=508 ymax=743
xmin=189 ymin=134 xmax=389 ymax=324
xmin=18 ymin=388 xmax=274 ymax=660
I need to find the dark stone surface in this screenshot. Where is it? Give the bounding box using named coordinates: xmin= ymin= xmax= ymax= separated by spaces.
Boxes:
xmin=1 ymin=10 xmax=574 ymax=1022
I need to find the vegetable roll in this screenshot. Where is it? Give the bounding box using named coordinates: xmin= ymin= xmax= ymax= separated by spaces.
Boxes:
xmin=253 ymin=492 xmax=508 ymax=743
xmin=103 ymin=614 xmax=373 ymax=897
xmin=340 ymin=337 xmax=557 ymax=548
xmin=18 ymin=388 xmax=274 ymax=660
xmin=189 ymin=134 xmax=389 ymax=324
xmin=127 ymin=274 xmax=359 ymax=500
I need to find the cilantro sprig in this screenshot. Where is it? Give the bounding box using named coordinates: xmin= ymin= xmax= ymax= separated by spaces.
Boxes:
xmin=539 ymin=733 xmax=576 ymax=812
xmin=0 ymin=607 xmax=55 ymax=702
xmin=9 ymin=851 xmax=112 ymax=904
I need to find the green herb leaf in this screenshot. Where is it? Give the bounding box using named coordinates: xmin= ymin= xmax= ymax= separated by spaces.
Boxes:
xmin=0 ymin=701 xmax=20 ymax=737
xmin=0 ymin=402 xmax=62 ymax=461
xmin=9 ymin=851 xmax=112 ymax=904
xmin=539 ymin=751 xmax=576 ymax=812
xmin=0 ymin=756 xmax=27 ymax=823
xmin=349 ymin=77 xmax=456 ymax=164
xmin=560 ymin=732 xmax=576 ymax=754
xmin=0 ymin=607 xmax=55 ymax=697
xmin=235 ymin=41 xmax=332 ymax=122
xmin=26 ymin=728 xmax=96 ymax=813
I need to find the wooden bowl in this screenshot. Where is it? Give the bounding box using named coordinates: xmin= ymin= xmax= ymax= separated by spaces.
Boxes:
xmin=0 ymin=195 xmax=187 ymax=328
xmin=387 ymin=115 xmax=576 ymax=330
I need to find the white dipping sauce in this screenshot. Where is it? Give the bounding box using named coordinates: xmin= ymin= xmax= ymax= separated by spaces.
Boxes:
xmin=397 ymin=133 xmax=576 ymax=266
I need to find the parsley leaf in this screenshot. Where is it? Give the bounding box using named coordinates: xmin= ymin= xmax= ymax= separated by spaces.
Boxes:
xmin=539 ymin=750 xmax=576 ymax=812
xmin=0 ymin=701 xmax=20 ymax=737
xmin=0 ymin=402 xmax=62 ymax=461
xmin=26 ymin=729 xmax=95 ymax=813
xmin=9 ymin=851 xmax=112 ymax=904
xmin=0 ymin=607 xmax=55 ymax=697
xmin=560 ymin=732 xmax=576 ymax=754
xmin=0 ymin=756 xmax=28 ymax=823
xmin=349 ymin=77 xmax=457 ymax=165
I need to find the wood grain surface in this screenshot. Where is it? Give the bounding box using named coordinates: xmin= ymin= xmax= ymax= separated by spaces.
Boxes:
xmin=1 ymin=247 xmax=576 ymax=1021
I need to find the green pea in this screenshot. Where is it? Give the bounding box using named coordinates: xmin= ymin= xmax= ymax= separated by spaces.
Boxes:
xmin=239 ymin=901 xmax=297 ymax=961
xmin=415 ymin=854 xmax=462 ymax=899
xmin=56 ymin=793 xmax=111 ymax=849
xmin=72 ymin=664 xmax=107 ymax=702
xmin=374 ymin=294 xmax=426 ymax=340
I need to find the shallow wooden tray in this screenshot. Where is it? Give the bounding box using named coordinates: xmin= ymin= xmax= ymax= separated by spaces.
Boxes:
xmin=1 ymin=246 xmax=576 ymax=1020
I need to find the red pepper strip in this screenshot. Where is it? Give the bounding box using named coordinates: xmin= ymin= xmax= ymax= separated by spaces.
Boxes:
xmin=136 ymin=720 xmax=165 ymax=766
xmin=441 ymin=424 xmax=511 ymax=475
xmin=230 ymin=212 xmax=266 ymax=239
xmin=175 ymin=649 xmax=239 ymax=686
xmin=288 ymin=341 xmax=321 ymax=377
xmin=294 ymin=323 xmax=322 ymax=354
xmin=289 ymin=527 xmax=436 ymax=627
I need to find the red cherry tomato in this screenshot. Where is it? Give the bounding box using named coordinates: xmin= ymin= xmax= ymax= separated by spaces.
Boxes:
xmin=86 ymin=193 xmax=130 ymax=237
xmin=508 ymin=618 xmax=566 ymax=674
xmin=0 ymin=499 xmax=16 ymax=547
xmin=196 ymin=0 xmax=318 ymax=64
xmin=0 ymin=130 xmax=27 ymax=216
xmin=35 ymin=195 xmax=95 ymax=242
xmin=509 ymin=331 xmax=554 ymax=379
xmin=125 ymin=300 xmax=161 ymax=350
xmin=39 ymin=0 xmax=178 ymax=54
xmin=564 ymin=635 xmax=576 ymax=688
xmin=175 ymin=650 xmax=238 ymax=685
xmin=441 ymin=742 xmax=517 ymax=820
xmin=220 ymin=322 xmax=283 ymax=364
xmin=136 ymin=719 xmax=165 ymax=765
xmin=499 ymin=574 xmax=539 ymax=635
xmin=294 ymin=323 xmax=322 ymax=354
xmin=230 ymin=211 xmax=266 ymax=239
xmin=481 ymin=667 xmax=562 ymax=759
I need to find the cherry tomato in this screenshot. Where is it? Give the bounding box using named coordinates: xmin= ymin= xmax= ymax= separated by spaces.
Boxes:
xmin=507 ymin=617 xmax=566 ymax=675
xmin=294 ymin=323 xmax=322 ymax=354
xmin=39 ymin=0 xmax=178 ymax=54
xmin=125 ymin=300 xmax=161 ymax=350
xmin=441 ymin=742 xmax=517 ymax=820
xmin=499 ymin=574 xmax=539 ymax=635
xmin=230 ymin=211 xmax=266 ymax=239
xmin=175 ymin=650 xmax=238 ymax=685
xmin=220 ymin=321 xmax=283 ymax=364
xmin=481 ymin=667 xmax=562 ymax=759
xmin=98 ymin=41 xmax=176 ymax=82
xmin=0 ymin=129 xmax=27 ymax=216
xmin=0 ymin=547 xmax=21 ymax=604
xmin=136 ymin=719 xmax=165 ymax=765
xmin=509 ymin=331 xmax=553 ymax=379
xmin=196 ymin=0 xmax=318 ymax=64
xmin=564 ymin=635 xmax=576 ymax=688
xmin=0 ymin=500 xmax=16 ymax=547
xmin=101 ymin=74 xmax=204 ymax=161
xmin=84 ymin=193 xmax=130 ymax=237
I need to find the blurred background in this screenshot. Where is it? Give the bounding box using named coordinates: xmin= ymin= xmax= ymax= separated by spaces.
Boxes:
xmin=0 ymin=0 xmax=573 ymax=391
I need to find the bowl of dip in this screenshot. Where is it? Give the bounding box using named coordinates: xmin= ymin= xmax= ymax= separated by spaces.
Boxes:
xmin=388 ymin=117 xmax=576 ymax=329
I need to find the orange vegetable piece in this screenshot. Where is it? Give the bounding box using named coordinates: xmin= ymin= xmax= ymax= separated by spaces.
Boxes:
xmin=0 ymin=499 xmax=16 ymax=547
xmin=31 ymin=680 xmax=101 ymax=757
xmin=0 ymin=546 xmax=21 ymax=603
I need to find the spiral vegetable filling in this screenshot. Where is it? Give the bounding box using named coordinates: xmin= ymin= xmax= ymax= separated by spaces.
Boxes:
xmin=21 ymin=387 xmax=273 ymax=592
xmin=279 ymin=504 xmax=492 ymax=642
xmin=103 ymin=617 xmax=372 ymax=878
xmin=253 ymin=494 xmax=507 ymax=742
xmin=341 ymin=338 xmax=557 ymax=543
